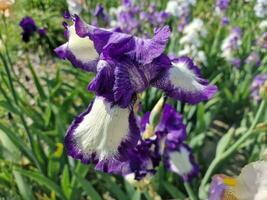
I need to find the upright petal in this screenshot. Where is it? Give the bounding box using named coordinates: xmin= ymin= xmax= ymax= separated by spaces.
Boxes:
xmin=74 ymin=15 xmax=170 ymax=65
xmin=152 ymin=56 xmax=218 ymax=104
xmin=65 ymin=96 xmax=140 ymax=163
xmin=54 ymin=25 xmax=98 ymax=72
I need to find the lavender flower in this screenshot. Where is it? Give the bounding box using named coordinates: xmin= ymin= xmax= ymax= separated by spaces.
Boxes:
xmin=54 ymin=16 xmax=217 ymax=173
xmin=251 ymin=73 xmax=267 ymax=101
xmin=221 ymin=27 xmax=242 ymax=67
xmin=245 ymin=52 xmax=261 ymax=67
xmin=93 ymin=4 xmax=109 ymax=26
xmin=215 ymin=0 xmax=230 ymax=15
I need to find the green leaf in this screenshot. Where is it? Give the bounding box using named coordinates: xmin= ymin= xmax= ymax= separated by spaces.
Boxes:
xmin=216 ymin=128 xmax=235 ymax=158
xmin=13 ymin=171 xmax=35 ymax=200
xmin=0 ymin=123 xmax=39 ymax=168
xmin=75 ymin=173 xmax=102 ymax=200
xmin=163 ymin=182 xmax=186 ymax=199
xmin=101 ymin=173 xmax=128 ymax=200
xmin=27 ymin=61 xmax=47 ymax=100
xmin=14 ymin=168 xmax=66 ymax=200
xmin=61 ymin=165 xmax=71 ymax=199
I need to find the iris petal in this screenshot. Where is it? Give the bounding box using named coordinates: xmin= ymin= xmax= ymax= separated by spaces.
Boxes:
xmin=65 ymin=97 xmax=139 ymax=163
xmin=152 ymin=56 xmax=218 ymax=104
xmin=54 ymin=25 xmax=98 ymax=72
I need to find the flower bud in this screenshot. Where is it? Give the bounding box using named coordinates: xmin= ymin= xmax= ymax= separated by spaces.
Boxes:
xmin=149 ymin=96 xmax=165 ymax=128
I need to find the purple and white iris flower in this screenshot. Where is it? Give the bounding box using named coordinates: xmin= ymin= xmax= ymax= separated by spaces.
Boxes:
xmin=136 ymin=104 xmax=199 ymax=181
xmin=55 ymin=15 xmax=217 ymax=175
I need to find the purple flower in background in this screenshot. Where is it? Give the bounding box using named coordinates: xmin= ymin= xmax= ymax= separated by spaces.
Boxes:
xmin=19 ymin=16 xmax=37 ymax=42
xmin=245 ymin=52 xmax=261 ymax=67
xmin=93 ymin=4 xmax=109 ymax=26
xmin=251 ymin=74 xmax=267 ymax=101
xmin=19 ymin=16 xmax=46 ymax=42
xmin=54 ymin=15 xmax=217 ymax=175
xmin=38 ymin=28 xmax=47 ymax=37
xmin=216 ymin=0 xmax=230 ymax=13
xmin=139 ymin=104 xmax=199 ymax=181
xmin=221 ymin=27 xmax=242 ymax=66
xmin=208 ymin=175 xmax=228 ymax=200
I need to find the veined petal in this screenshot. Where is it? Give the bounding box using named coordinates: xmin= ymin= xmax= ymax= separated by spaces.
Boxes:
xmin=88 ymin=60 xmax=115 ymax=102
xmin=54 ymin=25 xmax=98 ymax=72
xmin=152 ymin=56 xmax=217 ymax=104
xmin=74 ymin=15 xmax=170 ymax=65
xmin=164 ymin=144 xmax=199 ymax=181
xmin=64 ymin=96 xmax=139 ymax=163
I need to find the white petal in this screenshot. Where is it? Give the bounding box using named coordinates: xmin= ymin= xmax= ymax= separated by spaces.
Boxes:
xmin=68 ymin=25 xmax=98 ymax=63
xmin=74 ymin=97 xmax=130 ymax=160
xmin=233 ymin=161 xmax=267 ymax=200
xmin=169 ymin=146 xmax=193 ymax=176
xmin=169 ymin=61 xmax=203 ymax=92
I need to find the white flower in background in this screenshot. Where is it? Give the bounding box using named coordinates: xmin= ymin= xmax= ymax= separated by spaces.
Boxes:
xmin=259 ymin=20 xmax=267 ymax=30
xmin=178 ymin=18 xmax=207 ymax=65
xmin=221 ymin=27 xmax=242 ymax=64
xmin=165 ymin=0 xmax=196 ymax=17
xmin=209 ymin=161 xmax=267 ymax=200
xmin=254 ymin=0 xmax=267 ymax=18
xmin=67 ymin=0 xmax=85 ymax=15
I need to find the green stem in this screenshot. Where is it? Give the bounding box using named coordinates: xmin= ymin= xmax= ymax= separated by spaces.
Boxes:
xmin=184 ymin=182 xmax=198 ymax=200
xmin=199 ymin=100 xmax=266 ymax=197
xmin=221 ymin=100 xmax=266 ymax=160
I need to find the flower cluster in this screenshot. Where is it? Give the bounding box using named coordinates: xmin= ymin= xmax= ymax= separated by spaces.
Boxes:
xmin=221 ymin=27 xmax=242 ymax=68
xmin=254 ymin=0 xmax=267 ymax=18
xmin=165 ymin=0 xmax=196 ymax=32
xmin=55 ymin=15 xmax=217 ymax=178
xmin=178 ymin=18 xmax=208 ymax=65
xmin=215 ymin=0 xmax=230 ymax=25
xmin=110 ymin=0 xmax=169 ymax=34
xmin=19 ymin=16 xmax=46 ymax=42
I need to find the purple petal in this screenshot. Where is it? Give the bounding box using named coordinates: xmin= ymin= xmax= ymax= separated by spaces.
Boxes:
xmin=208 ymin=175 xmax=227 ymax=200
xmin=152 ymin=56 xmax=218 ymax=104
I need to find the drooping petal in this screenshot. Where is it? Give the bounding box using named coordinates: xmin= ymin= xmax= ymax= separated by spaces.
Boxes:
xmin=152 ymin=56 xmax=218 ymax=104
xmin=54 ymin=25 xmax=98 ymax=72
xmin=164 ymin=144 xmax=199 ymax=181
xmin=64 ymin=96 xmax=140 ymax=163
